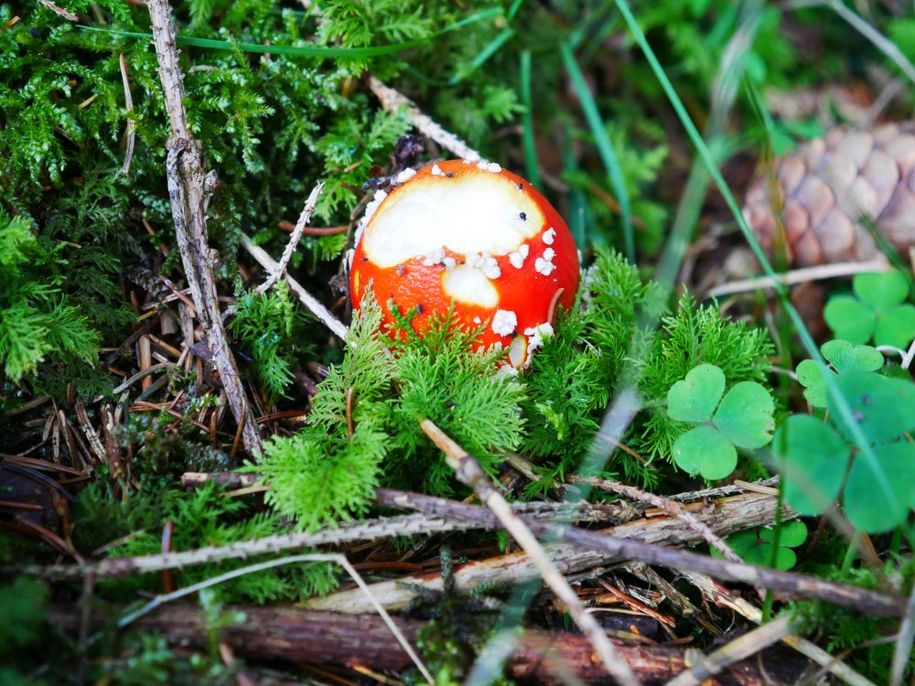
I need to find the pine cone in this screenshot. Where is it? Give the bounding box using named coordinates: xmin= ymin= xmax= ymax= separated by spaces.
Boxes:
xmin=743 ymin=123 xmax=915 ymax=266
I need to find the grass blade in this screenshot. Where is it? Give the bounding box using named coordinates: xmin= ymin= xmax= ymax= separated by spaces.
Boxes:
xmin=448 ymin=27 xmax=515 ymax=86
xmin=76 ymin=7 xmax=503 ymax=60
xmin=818 ymin=0 xmax=915 ymax=86
xmin=519 ymin=50 xmax=540 ymax=188
xmin=563 ymin=121 xmax=589 ymax=248
xmin=561 ymin=43 xmax=635 ymax=262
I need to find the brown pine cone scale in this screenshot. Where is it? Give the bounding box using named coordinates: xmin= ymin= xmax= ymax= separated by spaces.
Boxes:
xmin=744 ymin=123 xmax=915 ymax=266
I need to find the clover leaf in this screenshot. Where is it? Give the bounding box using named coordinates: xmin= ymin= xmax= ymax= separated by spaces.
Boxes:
xmin=667 ymin=363 xmax=724 ymax=422
xmin=715 ymin=382 xmax=776 ymax=449
xmin=829 ymin=370 xmax=915 ymax=443
xmin=673 ymin=424 xmax=734 ymax=479
xmin=796 ymin=339 xmax=883 ymax=407
xmin=844 ymin=443 xmax=915 ymax=532
xmin=668 ymin=364 xmax=774 ymax=480
xmin=824 ymin=271 xmax=915 ymax=348
xmin=774 ymin=370 xmax=915 ymax=533
xmin=714 ymin=520 xmax=808 ymax=570
xmin=772 ymin=414 xmax=847 ymax=515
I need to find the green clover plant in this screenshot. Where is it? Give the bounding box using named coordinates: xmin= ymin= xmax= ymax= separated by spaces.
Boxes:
xmin=774 ymin=370 xmax=915 ymax=533
xmin=824 ymin=271 xmax=915 ymax=348
xmin=796 ymin=339 xmax=883 ymax=407
xmin=713 ymin=520 xmax=808 ymax=570
xmin=667 ymin=364 xmax=774 ymax=480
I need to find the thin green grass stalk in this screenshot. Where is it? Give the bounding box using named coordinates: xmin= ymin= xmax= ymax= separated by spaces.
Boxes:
xmin=563 ymin=121 xmax=588 ymax=248
xmin=507 ymin=0 xmax=525 ymax=21
xmin=743 ymin=80 xmax=801 ymax=402
xmin=77 ymin=7 xmax=502 ymax=59
xmin=744 ymin=80 xmax=778 ymax=153
xmin=519 ymin=50 xmax=541 ymax=189
xmin=585 ymin=2 xmax=760 ymax=474
xmin=841 ymin=531 xmax=861 ymax=571
xmin=890 ymin=528 xmax=903 ymax=557
xmin=610 ymin=0 xmax=900 ymax=514
xmin=815 ymin=0 xmax=915 ymax=87
xmin=448 ymin=28 xmax=516 ymax=86
xmin=560 ymin=44 xmax=635 ymax=263
xmin=567 ymin=5 xmax=615 ymax=54
xmin=659 ymin=0 xmax=760 ymax=286
xmin=762 ymin=476 xmax=787 ymax=622
xmin=656 ymin=139 xmax=724 ymax=288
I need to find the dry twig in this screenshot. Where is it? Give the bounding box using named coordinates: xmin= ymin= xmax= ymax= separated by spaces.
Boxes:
xmin=180 ymin=471 xmax=260 ymax=489
xmin=368 ymin=76 xmax=482 ymax=161
xmin=38 ymin=0 xmax=78 ymax=21
xmin=419 ymin=418 xmax=642 ymax=686
xmin=808 ymin=0 xmax=915 ymax=87
xmin=74 ymin=400 xmax=106 ymax=465
xmin=705 ymin=259 xmax=889 ymax=298
xmin=18 ymin=512 xmax=482 ymax=580
xmin=241 ymin=233 xmax=348 ymax=340
xmin=576 ymin=475 xmax=742 ymax=563
xmin=146 ymin=0 xmax=261 ymax=453
xmin=256 ymin=182 xmax=324 ymax=294
xmin=890 ymin=580 xmax=915 ymax=686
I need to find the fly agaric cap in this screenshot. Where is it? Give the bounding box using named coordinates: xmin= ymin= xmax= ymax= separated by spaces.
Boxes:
xmin=349 ymin=159 xmax=580 ymax=368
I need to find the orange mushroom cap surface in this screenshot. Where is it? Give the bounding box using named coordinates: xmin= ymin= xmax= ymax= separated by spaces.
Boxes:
xmin=349 ymin=159 xmax=580 ymax=368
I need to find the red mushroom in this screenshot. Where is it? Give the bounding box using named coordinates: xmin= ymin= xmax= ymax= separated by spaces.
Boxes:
xmin=349 ymin=159 xmax=580 ymax=369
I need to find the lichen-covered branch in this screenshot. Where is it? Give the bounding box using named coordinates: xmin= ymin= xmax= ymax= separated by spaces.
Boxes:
xmin=321 ymin=490 xmax=902 ymax=619
xmin=147 ymin=0 xmax=261 ymax=454
xmin=256 ymin=182 xmax=324 ymax=294
xmin=577 ymin=475 xmax=741 ymax=563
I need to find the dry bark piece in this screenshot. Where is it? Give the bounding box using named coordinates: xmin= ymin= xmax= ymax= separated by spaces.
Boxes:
xmin=50 ymin=604 xmax=810 ymax=684
xmin=744 ymin=122 xmax=915 ymax=265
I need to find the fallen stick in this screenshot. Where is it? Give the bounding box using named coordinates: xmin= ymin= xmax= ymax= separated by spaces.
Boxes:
xmin=368 ymin=76 xmax=481 ymax=161
xmin=240 ymin=233 xmax=348 ymax=340
xmin=705 ymin=259 xmax=889 ymax=298
xmin=317 ymin=491 xmax=904 ymax=619
xmin=180 ymin=471 xmax=260 ymax=489
xmin=50 ymin=603 xmax=808 ymax=685
xmin=312 ymin=488 xmax=795 ymax=614
xmin=147 ymin=0 xmax=261 ymax=454
xmin=682 ymin=571 xmax=875 ymax=686
xmin=16 ymin=496 xmax=628 ymax=580
xmin=419 ymin=418 xmax=642 ymax=686
xmin=112 ymin=552 xmax=434 ymax=685
xmin=577 ymin=475 xmax=740 ymax=563
xmin=666 ymin=614 xmax=795 ymax=686
xmin=256 ymin=182 xmax=324 ymax=294
xmin=18 ymin=512 xmax=485 ymax=580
